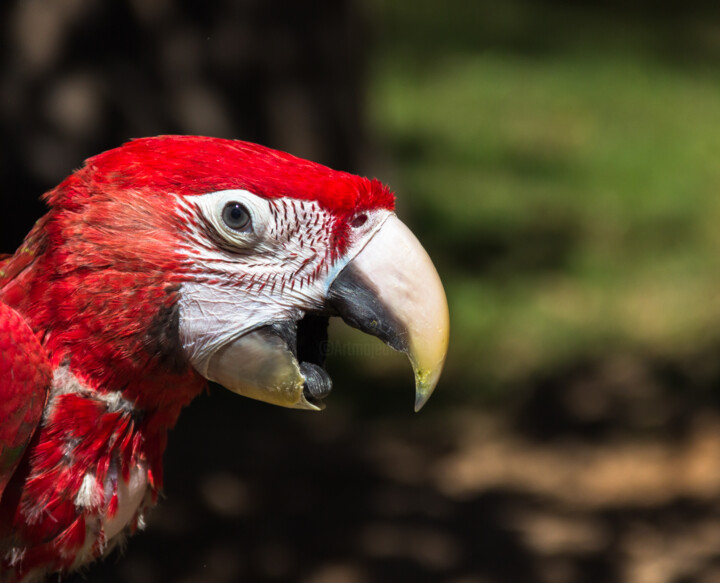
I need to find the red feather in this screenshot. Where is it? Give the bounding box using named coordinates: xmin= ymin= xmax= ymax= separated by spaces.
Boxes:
xmin=0 ymin=302 xmax=51 ymax=500
xmin=50 ymin=136 xmax=395 ymax=216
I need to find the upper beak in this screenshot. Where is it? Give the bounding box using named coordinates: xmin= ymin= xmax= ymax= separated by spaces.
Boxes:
xmin=205 ymin=213 xmax=449 ymax=412
xmin=328 ymin=214 xmax=450 ymax=411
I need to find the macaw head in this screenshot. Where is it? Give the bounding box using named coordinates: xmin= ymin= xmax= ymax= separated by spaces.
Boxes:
xmin=12 ymin=136 xmax=449 ymax=412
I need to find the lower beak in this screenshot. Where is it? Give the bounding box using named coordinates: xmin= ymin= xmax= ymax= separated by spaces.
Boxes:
xmin=205 ymin=214 xmax=449 ymax=412
xmin=204 ymin=325 xmax=323 ymax=411
xmin=328 ymin=214 xmax=450 ymax=411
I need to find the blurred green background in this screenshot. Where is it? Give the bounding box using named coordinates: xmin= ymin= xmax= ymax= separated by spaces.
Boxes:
xmin=3 ymin=1 xmax=720 ymax=582
xmin=364 ymin=0 xmax=720 ymax=401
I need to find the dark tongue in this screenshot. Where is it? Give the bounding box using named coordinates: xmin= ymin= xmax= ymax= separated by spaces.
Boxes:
xmin=301 ymin=362 xmax=333 ymax=402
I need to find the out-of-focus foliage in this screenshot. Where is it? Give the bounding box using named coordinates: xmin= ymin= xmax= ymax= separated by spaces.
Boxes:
xmin=357 ymin=0 xmax=720 ymax=401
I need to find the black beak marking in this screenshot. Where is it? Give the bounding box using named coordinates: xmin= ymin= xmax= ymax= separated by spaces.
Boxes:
xmin=327 ymin=263 xmax=409 ymax=353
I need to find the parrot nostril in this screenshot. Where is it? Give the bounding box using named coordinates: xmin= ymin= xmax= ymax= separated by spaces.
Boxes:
xmin=350 ymin=213 xmax=367 ymax=228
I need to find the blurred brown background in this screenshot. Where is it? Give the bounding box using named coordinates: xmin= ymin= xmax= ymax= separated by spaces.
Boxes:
xmin=4 ymin=1 xmax=720 ymax=582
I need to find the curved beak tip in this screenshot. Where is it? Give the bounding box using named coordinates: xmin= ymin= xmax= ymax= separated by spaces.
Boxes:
xmin=413 ymin=355 xmax=446 ymax=412
xmin=414 ymin=381 xmax=434 ymax=412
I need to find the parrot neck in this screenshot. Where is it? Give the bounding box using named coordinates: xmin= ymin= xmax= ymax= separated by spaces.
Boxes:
xmin=0 ymin=221 xmax=207 ymax=431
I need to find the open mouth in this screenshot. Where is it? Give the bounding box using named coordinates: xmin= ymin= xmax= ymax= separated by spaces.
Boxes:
xmin=205 ymin=313 xmax=338 ymax=411
xmin=202 ymin=213 xmax=448 ymax=412
xmin=295 ymin=314 xmax=332 ymax=407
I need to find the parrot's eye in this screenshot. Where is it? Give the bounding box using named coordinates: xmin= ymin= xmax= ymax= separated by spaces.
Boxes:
xmin=222 ymin=202 xmax=252 ymax=231
xmin=350 ymin=213 xmax=368 ymax=228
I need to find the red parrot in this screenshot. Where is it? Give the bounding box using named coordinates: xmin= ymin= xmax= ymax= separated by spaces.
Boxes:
xmin=0 ymin=136 xmax=449 ymax=581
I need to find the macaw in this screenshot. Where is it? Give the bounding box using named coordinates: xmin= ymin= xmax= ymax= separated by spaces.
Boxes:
xmin=0 ymin=136 xmax=449 ymax=581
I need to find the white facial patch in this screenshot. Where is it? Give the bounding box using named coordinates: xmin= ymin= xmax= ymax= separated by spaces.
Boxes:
xmin=175 ymin=189 xmax=390 ymax=379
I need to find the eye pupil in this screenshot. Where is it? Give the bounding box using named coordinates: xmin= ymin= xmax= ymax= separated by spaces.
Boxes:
xmin=222 ymin=202 xmax=251 ymax=231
